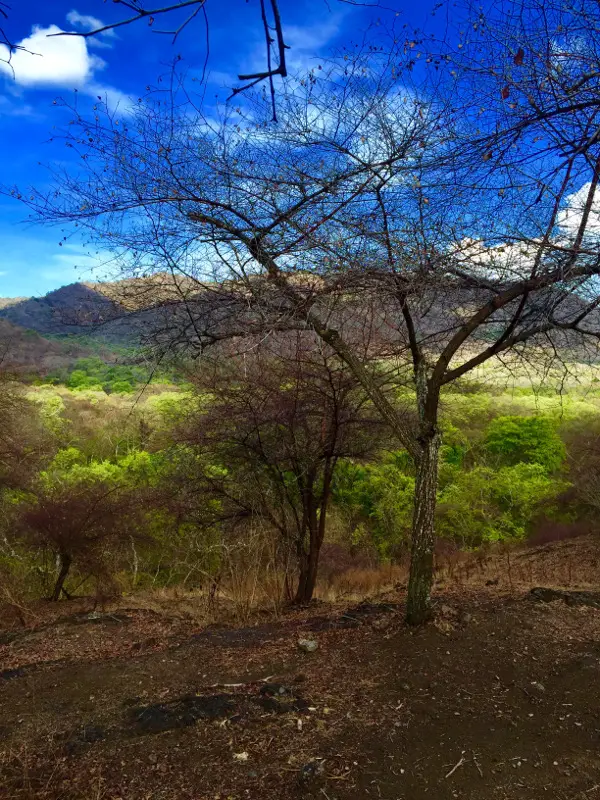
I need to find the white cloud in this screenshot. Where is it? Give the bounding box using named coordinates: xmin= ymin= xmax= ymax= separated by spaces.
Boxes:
xmin=65 ymin=10 xmax=116 ymax=48
xmin=558 ymin=182 xmax=600 ymax=239
xmin=38 ymin=246 xmax=114 ymax=284
xmin=0 ymin=24 xmax=104 ymax=88
xmin=283 ymin=17 xmax=345 ymax=73
xmin=86 ymin=82 xmax=135 ymax=112
xmin=0 ymin=23 xmax=133 ymax=112
xmin=0 ymin=94 xmax=39 ymax=118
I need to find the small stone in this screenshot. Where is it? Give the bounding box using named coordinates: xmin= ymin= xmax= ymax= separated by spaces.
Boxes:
xmin=439 ymin=604 xmax=457 ymax=617
xmin=400 ymin=682 xmax=411 ymax=692
xmin=372 ymin=616 xmax=391 ymax=631
xmin=298 ymin=638 xmax=318 ymax=653
xmin=260 ymin=683 xmax=291 ymax=697
xmin=530 ymin=681 xmax=546 ymax=693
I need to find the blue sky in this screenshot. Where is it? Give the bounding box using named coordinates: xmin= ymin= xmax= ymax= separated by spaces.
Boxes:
xmin=0 ymin=0 xmax=428 ymax=298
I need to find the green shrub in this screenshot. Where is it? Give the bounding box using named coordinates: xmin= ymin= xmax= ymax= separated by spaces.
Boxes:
xmin=484 ymin=415 xmax=566 ymax=472
xmin=333 ymin=456 xmax=414 ymax=558
xmin=437 ymin=463 xmax=565 ymax=546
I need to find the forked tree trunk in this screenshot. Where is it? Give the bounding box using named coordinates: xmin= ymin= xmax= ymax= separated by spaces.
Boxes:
xmin=51 ymin=552 xmax=72 ymax=602
xmin=406 ymin=431 xmax=440 ymax=625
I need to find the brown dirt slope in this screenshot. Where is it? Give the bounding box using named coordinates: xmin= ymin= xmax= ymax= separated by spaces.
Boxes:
xmin=3 ymin=536 xmax=600 ymax=800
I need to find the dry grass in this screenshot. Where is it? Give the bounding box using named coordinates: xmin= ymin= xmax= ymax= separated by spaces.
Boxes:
xmin=316 ymin=564 xmax=406 ymax=602
xmin=0 ymin=725 xmax=111 ymax=800
xmin=432 ymin=532 xmax=600 ymax=592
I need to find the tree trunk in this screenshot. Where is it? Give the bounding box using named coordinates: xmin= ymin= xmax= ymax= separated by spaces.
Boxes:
xmin=294 ymin=545 xmax=320 ymax=605
xmin=406 ymin=431 xmax=440 ymax=625
xmin=51 ymin=553 xmax=72 ymax=602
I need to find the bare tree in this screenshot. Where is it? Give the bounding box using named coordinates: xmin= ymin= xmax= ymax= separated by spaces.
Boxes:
xmin=16 ymin=472 xmax=150 ymax=601
xmin=12 ymin=0 xmax=600 ymax=623
xmin=0 ymin=2 xmax=31 ymax=73
xmin=178 ymin=333 xmax=381 ymax=604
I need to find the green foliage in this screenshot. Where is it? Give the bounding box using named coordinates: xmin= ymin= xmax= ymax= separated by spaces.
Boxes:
xmin=333 ymin=455 xmax=415 ymax=558
xmin=5 ymin=352 xmax=599 ymax=603
xmin=38 ymin=447 xmax=164 ymax=493
xmin=43 ymin=355 xmax=179 ymax=394
xmin=26 ymin=388 xmax=69 ymax=439
xmin=437 ymin=463 xmax=565 ymax=546
xmin=484 ymin=415 xmax=566 ymax=472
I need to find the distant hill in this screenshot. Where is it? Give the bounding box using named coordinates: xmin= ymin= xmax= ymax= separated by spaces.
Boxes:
xmin=0 ymin=283 xmax=124 ymax=336
xmin=0 ymin=276 xmax=220 ymax=357
xmin=0 ymin=281 xmax=153 ymax=375
xmin=0 ymin=319 xmax=96 ymax=376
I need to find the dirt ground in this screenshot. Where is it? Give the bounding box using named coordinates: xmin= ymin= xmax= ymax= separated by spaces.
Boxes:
xmin=3 ymin=540 xmax=600 ymax=799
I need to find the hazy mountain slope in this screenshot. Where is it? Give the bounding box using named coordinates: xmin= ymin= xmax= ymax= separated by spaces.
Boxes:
xmin=0 ymin=319 xmax=96 ymax=375
xmin=0 ymin=284 xmax=124 ymax=335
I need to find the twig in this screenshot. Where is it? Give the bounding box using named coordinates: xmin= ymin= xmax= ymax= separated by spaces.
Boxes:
xmin=445 ymin=752 xmax=467 ymax=779
xmin=208 ymin=675 xmax=274 ymax=688
xmin=472 ymin=751 xmax=483 ymax=778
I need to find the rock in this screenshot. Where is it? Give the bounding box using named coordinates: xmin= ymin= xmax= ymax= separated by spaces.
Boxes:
xmin=129 ymin=694 xmax=238 ymax=734
xmin=530 ymin=587 xmax=600 ymax=608
xmin=260 ymin=683 xmax=291 ymax=697
xmin=439 ymin=604 xmax=457 ymax=617
xmin=0 ymin=667 xmax=26 ymax=681
xmin=530 ymin=587 xmax=566 ymax=603
xmin=298 ymin=759 xmax=326 ymax=786
xmin=530 ymin=681 xmax=546 ymax=693
xmin=298 ymin=638 xmax=318 ymax=653
xmin=372 ymin=616 xmax=391 ymax=631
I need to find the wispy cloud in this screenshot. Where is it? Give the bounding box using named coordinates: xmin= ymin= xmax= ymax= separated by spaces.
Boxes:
xmin=232 ymin=11 xmax=349 ymax=85
xmin=37 ymin=245 xmax=115 ymax=284
xmin=65 ymin=10 xmax=117 ymax=49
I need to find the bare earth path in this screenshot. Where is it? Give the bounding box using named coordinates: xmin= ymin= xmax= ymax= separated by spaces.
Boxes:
xmin=2 ymin=587 xmax=600 ymax=799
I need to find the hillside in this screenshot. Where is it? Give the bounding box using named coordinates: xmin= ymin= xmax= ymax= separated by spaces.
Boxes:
xmin=0 ymin=319 xmax=98 ymax=376
xmin=0 ymin=277 xmax=206 ymax=350
xmin=2 ymin=535 xmax=600 ymax=800
xmin=0 ymin=283 xmax=124 ymax=336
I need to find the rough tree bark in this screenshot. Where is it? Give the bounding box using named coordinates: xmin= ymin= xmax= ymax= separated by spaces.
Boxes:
xmin=51 ymin=552 xmax=72 ymax=602
xmin=406 ymin=428 xmax=441 ymax=625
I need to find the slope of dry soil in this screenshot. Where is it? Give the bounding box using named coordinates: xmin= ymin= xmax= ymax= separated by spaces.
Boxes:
xmin=3 ymin=545 xmax=600 ymax=799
